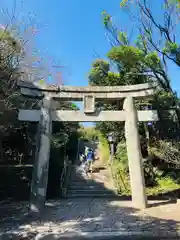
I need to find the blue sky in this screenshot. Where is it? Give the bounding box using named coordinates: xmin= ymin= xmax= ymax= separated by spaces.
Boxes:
xmin=0 ymin=0 xmax=138 ymax=86
xmin=1 ymin=0 xmax=180 ymax=95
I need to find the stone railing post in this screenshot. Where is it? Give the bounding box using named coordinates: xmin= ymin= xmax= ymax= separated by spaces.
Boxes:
xmin=123 ymin=96 xmax=147 ymax=209
xmin=30 ymin=94 xmax=52 ymax=213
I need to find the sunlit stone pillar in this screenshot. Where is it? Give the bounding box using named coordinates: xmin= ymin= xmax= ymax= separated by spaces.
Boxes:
xmin=124 ymin=96 xmax=147 ymax=209
xmin=30 ymin=94 xmax=52 ymax=212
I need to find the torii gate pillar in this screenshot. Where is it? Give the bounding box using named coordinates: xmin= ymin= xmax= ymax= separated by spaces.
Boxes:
xmin=124 ymin=96 xmax=147 ymax=209
xmin=30 ymin=94 xmax=52 ymax=212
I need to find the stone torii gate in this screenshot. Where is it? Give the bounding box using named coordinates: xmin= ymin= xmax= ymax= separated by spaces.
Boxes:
xmin=18 ymin=81 xmax=159 ymax=212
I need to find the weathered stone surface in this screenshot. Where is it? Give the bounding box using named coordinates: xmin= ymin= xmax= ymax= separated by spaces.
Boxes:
xmin=51 ymin=88 xmax=154 ymax=100
xmin=21 ymin=87 xmax=43 ymax=97
xmin=18 ymin=80 xmax=59 ymax=91
xmin=19 ymin=81 xmax=155 ymax=100
xmin=21 ymin=88 xmax=154 ymax=100
xmin=19 ymin=109 xmax=40 ymax=121
xmin=83 ymin=95 xmax=95 ymax=113
xmin=0 ymin=199 xmax=180 ymax=238
xmin=124 ymin=97 xmax=147 ymax=209
xmin=30 ymin=95 xmax=52 ymax=212
xmin=18 ymin=110 xmax=159 ymax=122
xmin=18 ymin=81 xmax=155 ymax=92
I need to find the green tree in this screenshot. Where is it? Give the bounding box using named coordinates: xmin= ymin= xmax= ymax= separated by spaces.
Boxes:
xmin=120 ymin=0 xmax=180 ymax=68
xmin=87 ymin=1 xmax=180 ymax=193
xmin=88 ymin=59 xmax=125 ymax=139
xmin=103 ymin=9 xmax=180 ymax=125
xmin=88 ymin=8 xmax=180 ymax=142
xmin=102 ymin=10 xmax=171 ymax=91
xmin=0 ymin=23 xmax=80 ymax=200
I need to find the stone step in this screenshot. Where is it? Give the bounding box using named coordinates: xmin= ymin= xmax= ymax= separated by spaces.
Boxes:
xmin=68 ymin=185 xmax=110 ymax=190
xmin=68 ymin=184 xmax=105 ymax=189
xmin=68 ymin=189 xmax=115 ymax=195
xmin=70 ymin=179 xmax=91 ymax=183
xmin=69 ymin=181 xmax=104 ymax=186
xmin=66 ymin=193 xmax=118 ymax=198
xmin=34 ymin=231 xmax=179 ymax=239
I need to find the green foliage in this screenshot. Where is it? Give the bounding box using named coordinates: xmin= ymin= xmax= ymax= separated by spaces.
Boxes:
xmin=144 ymin=52 xmax=161 ymax=69
xmin=107 ymin=45 xmax=144 ymax=67
xmin=150 ymin=140 xmax=180 ymax=168
xmin=135 ymin=35 xmax=147 ymax=51
xmin=162 ymin=41 xmax=180 ymax=65
xmin=0 ymin=25 xmax=80 ymax=200
xmin=163 ymin=42 xmax=179 ymax=54
xmin=79 ymin=127 xmax=110 ymax=164
xmin=167 ymin=0 xmax=180 ymax=7
xmin=111 ymin=140 xmax=130 ymax=194
xmin=112 ymin=159 xmax=131 ymax=195
xmin=101 ymin=11 xmax=111 ymax=27
xmin=108 ymin=72 xmax=122 ymax=84
xmin=147 ymin=177 xmax=180 ymax=196
xmin=39 ymin=79 xmax=45 ymax=85
xmin=119 ymin=0 xmax=180 ymax=9
xmin=0 ymin=28 xmax=22 ymax=100
xmin=112 ymin=139 xmax=180 ymax=195
xmin=154 ymin=90 xmax=177 ymax=109
xmin=87 ymin=1 xmax=180 ymax=198
xmin=92 ymin=59 xmax=110 ymax=71
xmin=120 ymin=0 xmax=130 ymax=8
xmin=113 ymin=159 xmax=180 ymax=196
xmin=112 ymin=139 xmax=156 ymax=192
xmin=89 ymin=60 xmax=122 ymax=86
xmin=79 ymin=127 xmax=99 ymax=141
xmin=51 ymin=132 xmax=69 ymax=149
xmin=115 ymin=141 xmax=128 ymax=171
xmin=71 ymin=103 xmax=79 ymax=110
xmin=0 ymin=28 xmax=21 ymax=53
xmin=118 ymin=32 xmax=128 ymax=45
xmin=99 ymin=133 xmax=110 ymax=164
xmin=88 ymin=59 xmax=110 ymax=85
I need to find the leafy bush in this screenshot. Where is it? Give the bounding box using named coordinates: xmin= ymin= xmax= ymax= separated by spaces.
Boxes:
xmin=112 ymin=140 xmax=130 ymax=194
xmin=150 ymin=140 xmax=180 ymax=169
xmin=79 ymin=127 xmax=99 ymax=141
xmin=147 ymin=176 xmax=180 ymax=196
xmin=99 ymin=133 xmax=110 ymax=164
xmin=112 ymin=159 xmax=130 ymax=195
xmin=143 ymin=158 xmax=157 ymax=187
xmin=115 ymin=141 xmax=128 ymax=171
xmin=112 ymin=138 xmax=180 ymax=196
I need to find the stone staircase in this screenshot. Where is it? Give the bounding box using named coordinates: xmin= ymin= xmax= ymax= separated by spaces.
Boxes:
xmin=66 ymin=165 xmax=117 ymax=198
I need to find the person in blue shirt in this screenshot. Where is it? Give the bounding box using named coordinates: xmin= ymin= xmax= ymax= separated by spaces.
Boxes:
xmin=85 ymin=148 xmax=94 ymax=173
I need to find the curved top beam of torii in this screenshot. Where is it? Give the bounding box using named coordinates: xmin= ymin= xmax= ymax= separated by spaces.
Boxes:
xmin=18 ymin=80 xmax=157 ymax=100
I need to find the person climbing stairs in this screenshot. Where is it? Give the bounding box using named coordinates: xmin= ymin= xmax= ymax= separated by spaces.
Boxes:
xmin=66 ymin=162 xmax=117 ymax=198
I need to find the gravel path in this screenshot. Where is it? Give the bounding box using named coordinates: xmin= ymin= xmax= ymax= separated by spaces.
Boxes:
xmin=0 ymin=199 xmax=180 ymax=239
